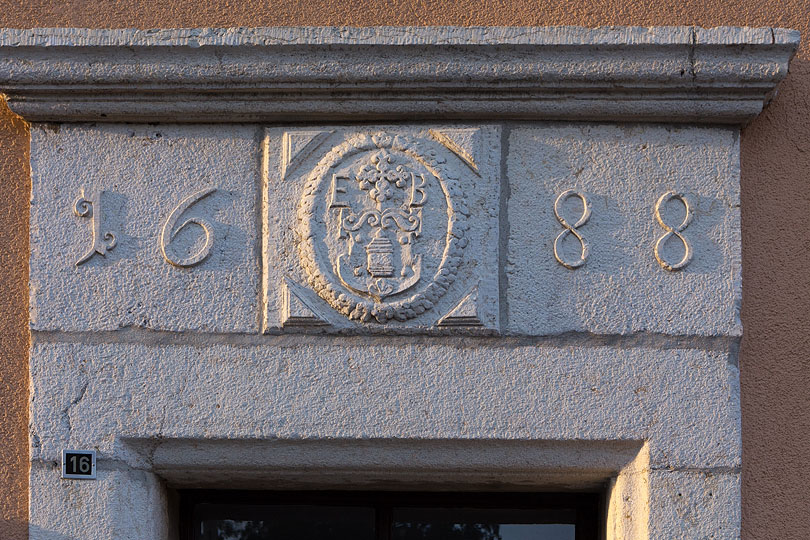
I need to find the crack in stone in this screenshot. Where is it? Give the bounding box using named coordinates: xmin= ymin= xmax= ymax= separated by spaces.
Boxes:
xmin=61 ymin=377 xmax=89 ymax=435
xmin=688 ymin=27 xmax=697 ymax=82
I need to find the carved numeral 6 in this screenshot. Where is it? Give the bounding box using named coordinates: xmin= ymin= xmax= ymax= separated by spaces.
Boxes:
xmin=160 ymin=187 xmax=217 ymax=268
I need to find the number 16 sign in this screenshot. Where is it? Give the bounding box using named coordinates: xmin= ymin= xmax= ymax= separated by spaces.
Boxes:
xmin=62 ymin=449 xmax=96 ymax=479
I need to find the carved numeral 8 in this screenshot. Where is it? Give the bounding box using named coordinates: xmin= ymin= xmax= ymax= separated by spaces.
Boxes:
xmin=553 ymin=189 xmax=591 ymax=269
xmin=653 ymin=191 xmax=692 ymax=271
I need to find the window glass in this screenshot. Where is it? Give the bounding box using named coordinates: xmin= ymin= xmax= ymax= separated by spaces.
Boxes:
xmin=184 ymin=492 xmax=596 ymax=540
xmin=392 ymin=507 xmax=576 ymax=540
xmin=197 ymin=504 xmax=375 ymax=540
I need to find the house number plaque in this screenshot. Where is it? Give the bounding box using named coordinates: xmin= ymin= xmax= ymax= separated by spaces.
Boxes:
xmin=61 ymin=449 xmax=97 ymax=480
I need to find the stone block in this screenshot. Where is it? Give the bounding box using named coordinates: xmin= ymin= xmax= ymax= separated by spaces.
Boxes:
xmin=506 ymin=124 xmax=741 ymax=337
xmin=30 ymin=339 xmax=739 ymax=470
xmin=29 ymin=124 xmax=261 ymax=333
xmin=647 ymin=470 xmax=741 ymax=539
xmin=30 ymin=462 xmax=169 ymax=540
xmin=262 ymin=125 xmax=501 ymax=332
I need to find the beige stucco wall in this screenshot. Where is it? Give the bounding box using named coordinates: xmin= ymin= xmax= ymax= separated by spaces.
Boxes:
xmin=1 ymin=2 xmax=808 ymax=539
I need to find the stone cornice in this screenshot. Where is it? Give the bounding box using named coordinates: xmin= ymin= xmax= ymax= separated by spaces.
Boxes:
xmin=0 ymin=26 xmax=800 ymax=123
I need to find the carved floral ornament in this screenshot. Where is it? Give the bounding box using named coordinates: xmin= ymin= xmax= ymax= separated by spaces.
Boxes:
xmin=297 ymin=133 xmax=468 ymax=324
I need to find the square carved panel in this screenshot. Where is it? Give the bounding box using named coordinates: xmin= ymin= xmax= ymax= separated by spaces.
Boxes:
xmin=262 ymin=125 xmax=501 ymax=332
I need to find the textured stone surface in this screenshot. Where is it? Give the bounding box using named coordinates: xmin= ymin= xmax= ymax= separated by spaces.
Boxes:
xmin=0 ymin=8 xmax=805 ymax=540
xmin=25 ymin=118 xmax=746 ymax=538
xmin=28 ymin=337 xmax=741 ymax=537
xmin=29 ymin=123 xmax=261 ymax=333
xmin=0 ymin=27 xmax=798 ymax=123
xmin=263 ymin=125 xmax=500 ymax=331
xmin=10 ymin=22 xmax=778 ymax=540
xmin=506 ymin=124 xmax=741 ymax=336
xmin=30 ymin=339 xmax=740 ymax=470
xmin=647 ymin=470 xmax=741 ymax=539
xmin=27 ymin=122 xmax=745 ymax=337
xmin=144 ymin=438 xmax=645 ymax=489
xmin=29 ymin=463 xmax=169 ymax=540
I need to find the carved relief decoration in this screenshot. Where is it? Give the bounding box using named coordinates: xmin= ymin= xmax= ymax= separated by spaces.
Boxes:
xmin=428 ymin=128 xmax=482 ymax=175
xmin=437 ymin=285 xmax=483 ymax=327
xmin=73 ymin=187 xmax=116 ymax=266
xmin=654 ymin=191 xmax=692 ymax=271
xmin=553 ymin=189 xmax=590 ymax=270
xmin=297 ymin=133 xmax=468 ymax=323
xmin=281 ymin=130 xmax=332 ymax=180
xmin=160 ymin=187 xmax=217 ymax=268
xmin=281 ymin=278 xmax=328 ymax=327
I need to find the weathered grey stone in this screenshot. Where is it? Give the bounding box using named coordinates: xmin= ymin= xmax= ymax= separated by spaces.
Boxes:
xmin=29 ymin=124 xmax=261 ymax=333
xmin=506 ymin=123 xmax=741 ymax=337
xmin=647 ymin=470 xmax=740 ymax=540
xmin=29 ymin=336 xmax=740 ymax=537
xmin=143 ymin=438 xmax=645 ymax=490
xmin=30 ymin=463 xmax=169 ymax=540
xmin=0 ymin=26 xmax=798 ymax=123
xmin=30 ymin=339 xmax=739 ymax=470
xmin=262 ymin=125 xmax=500 ymax=332
xmin=28 ymin=122 xmax=745 ymax=338
xmin=15 ymin=24 xmax=788 ymax=540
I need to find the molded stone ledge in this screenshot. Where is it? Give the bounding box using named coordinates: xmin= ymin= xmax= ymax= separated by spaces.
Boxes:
xmin=145 ymin=439 xmax=643 ymax=488
xmin=0 ymin=26 xmax=799 ymax=123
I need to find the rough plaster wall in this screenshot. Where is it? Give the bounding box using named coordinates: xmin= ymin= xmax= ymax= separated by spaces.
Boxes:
xmin=0 ymin=2 xmax=807 ymax=539
xmin=0 ymin=98 xmax=30 ymax=540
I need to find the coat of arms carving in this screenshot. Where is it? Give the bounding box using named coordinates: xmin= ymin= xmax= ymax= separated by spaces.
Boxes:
xmin=297 ymin=133 xmax=469 ymax=323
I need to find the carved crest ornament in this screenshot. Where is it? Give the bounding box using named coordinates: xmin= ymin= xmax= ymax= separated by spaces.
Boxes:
xmin=297 ymin=133 xmax=469 ymax=323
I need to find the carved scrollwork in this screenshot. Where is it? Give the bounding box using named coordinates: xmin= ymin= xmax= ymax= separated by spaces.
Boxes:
xmin=553 ymin=189 xmax=590 ymax=269
xmin=654 ymin=191 xmax=692 ymax=271
xmin=73 ymin=188 xmax=116 ymax=266
xmin=160 ymin=187 xmax=217 ymax=268
xmin=297 ymin=133 xmax=469 ymax=324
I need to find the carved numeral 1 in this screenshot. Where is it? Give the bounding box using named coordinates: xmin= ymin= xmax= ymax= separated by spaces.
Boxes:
xmin=73 ymin=188 xmax=116 ymax=266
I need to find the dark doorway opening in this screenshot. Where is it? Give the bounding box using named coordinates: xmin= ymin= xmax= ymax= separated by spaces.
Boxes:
xmin=180 ymin=491 xmax=601 ymax=540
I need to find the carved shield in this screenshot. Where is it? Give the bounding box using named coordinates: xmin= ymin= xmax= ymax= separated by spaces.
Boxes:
xmin=297 ymin=132 xmax=468 ymax=323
